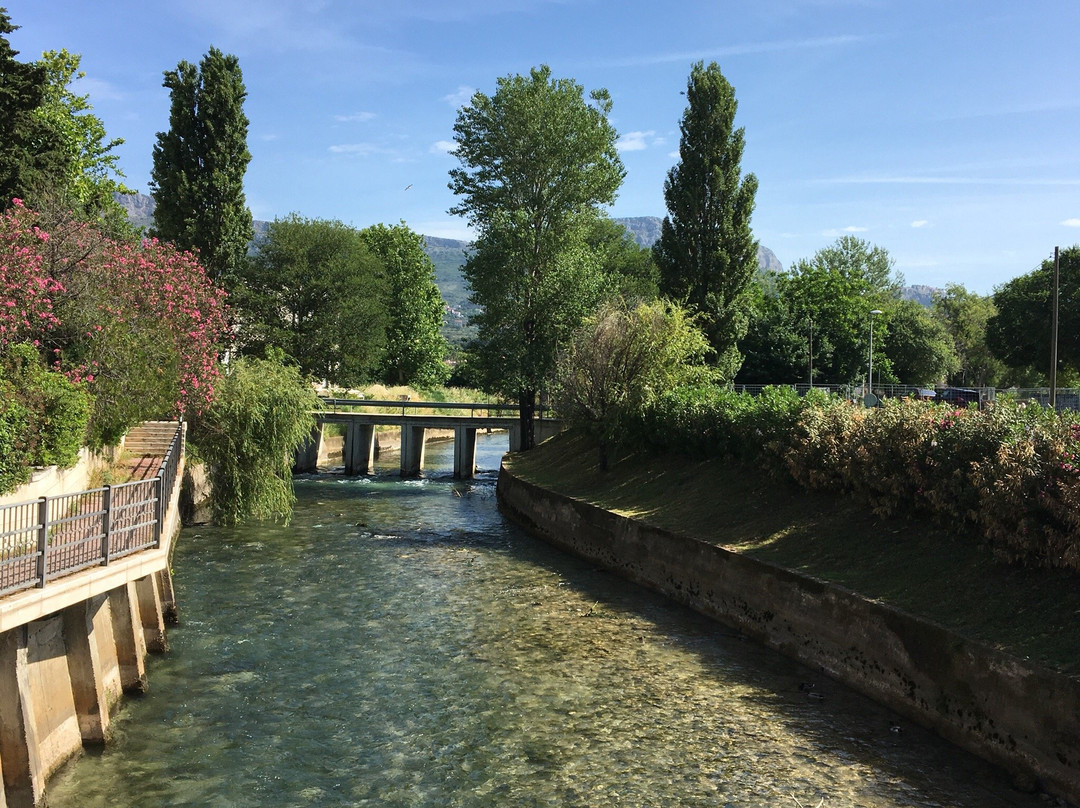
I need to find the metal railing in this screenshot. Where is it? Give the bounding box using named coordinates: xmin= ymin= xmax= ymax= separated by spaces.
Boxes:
xmin=0 ymin=423 xmax=184 ymax=597
xmin=318 ymin=398 xmax=552 ymax=419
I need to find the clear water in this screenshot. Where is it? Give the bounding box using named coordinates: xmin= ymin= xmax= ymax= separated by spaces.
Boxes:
xmin=48 ymin=434 xmax=1045 ymax=807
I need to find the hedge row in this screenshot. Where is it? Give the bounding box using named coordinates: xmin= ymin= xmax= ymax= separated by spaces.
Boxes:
xmin=626 ymin=386 xmax=1080 ymax=573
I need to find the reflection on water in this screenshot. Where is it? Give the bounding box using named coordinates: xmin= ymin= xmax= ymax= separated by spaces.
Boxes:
xmin=49 ymin=435 xmax=1043 ymax=807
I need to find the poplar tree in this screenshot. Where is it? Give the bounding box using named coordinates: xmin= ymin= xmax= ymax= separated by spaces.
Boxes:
xmin=150 ymin=47 xmax=252 ymax=290
xmin=654 ymin=61 xmax=758 ymax=379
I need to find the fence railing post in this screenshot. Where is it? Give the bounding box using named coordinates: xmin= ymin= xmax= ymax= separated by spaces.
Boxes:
xmin=154 ymin=472 xmax=164 ymax=548
xmin=100 ymin=485 xmax=112 ymax=566
xmin=35 ymin=496 xmax=48 ymax=588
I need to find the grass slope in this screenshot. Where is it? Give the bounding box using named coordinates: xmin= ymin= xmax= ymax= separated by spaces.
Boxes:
xmin=505 ymin=431 xmax=1080 ymax=676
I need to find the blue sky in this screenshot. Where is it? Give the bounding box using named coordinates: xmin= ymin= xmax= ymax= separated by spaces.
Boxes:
xmin=6 ymin=0 xmax=1079 ymax=293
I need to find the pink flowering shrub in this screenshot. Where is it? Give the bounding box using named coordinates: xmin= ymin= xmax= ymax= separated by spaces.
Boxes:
xmin=635 ymin=385 xmax=1080 ymax=574
xmin=0 ymin=201 xmax=228 ymax=448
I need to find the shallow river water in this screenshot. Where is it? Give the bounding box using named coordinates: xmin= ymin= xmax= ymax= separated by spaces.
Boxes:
xmin=49 ymin=434 xmax=1047 ymax=807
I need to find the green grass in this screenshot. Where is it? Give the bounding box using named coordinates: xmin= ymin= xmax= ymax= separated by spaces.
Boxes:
xmin=505 ymin=431 xmax=1080 ymax=676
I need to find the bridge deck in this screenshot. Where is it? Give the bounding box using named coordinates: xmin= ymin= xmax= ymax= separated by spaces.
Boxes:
xmin=315 ymin=412 xmax=519 ymax=429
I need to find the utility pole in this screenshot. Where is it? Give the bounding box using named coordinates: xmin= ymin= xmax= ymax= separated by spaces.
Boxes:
xmin=1050 ymin=246 xmax=1060 ymax=409
xmin=808 ymin=317 xmax=813 ymax=388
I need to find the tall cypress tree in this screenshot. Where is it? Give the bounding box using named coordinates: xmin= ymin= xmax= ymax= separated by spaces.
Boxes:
xmin=150 ymin=47 xmax=252 ymax=290
xmin=653 ymin=61 xmax=758 ymax=379
xmin=0 ymin=9 xmax=49 ymax=208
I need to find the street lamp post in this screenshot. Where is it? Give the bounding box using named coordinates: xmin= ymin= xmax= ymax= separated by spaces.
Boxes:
xmin=867 ymin=309 xmax=883 ymax=396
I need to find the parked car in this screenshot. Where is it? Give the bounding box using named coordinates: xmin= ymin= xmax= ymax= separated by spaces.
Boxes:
xmin=935 ymin=387 xmax=981 ymax=407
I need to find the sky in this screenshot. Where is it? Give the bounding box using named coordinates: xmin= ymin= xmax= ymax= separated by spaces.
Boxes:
xmin=5 ymin=0 xmax=1079 ymax=294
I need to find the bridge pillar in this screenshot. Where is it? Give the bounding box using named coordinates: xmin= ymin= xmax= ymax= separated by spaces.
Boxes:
xmin=453 ymin=427 xmax=477 ymax=479
xmin=343 ymin=423 xmax=376 ymax=475
xmin=401 ymin=426 xmax=426 ymax=476
xmin=293 ymin=424 xmax=323 ymax=473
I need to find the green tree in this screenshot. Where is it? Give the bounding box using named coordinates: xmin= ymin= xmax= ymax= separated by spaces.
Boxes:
xmin=190 ymin=352 xmax=320 ymax=526
xmin=931 ymin=284 xmax=1004 ymax=387
xmin=236 ymin=214 xmax=387 ymax=387
xmin=735 ymin=275 xmax=808 ymax=384
xmin=986 ymin=247 xmax=1080 ymax=385
xmin=585 ymin=215 xmax=659 ymax=302
xmin=359 ymin=222 xmax=449 ymax=387
xmin=778 ymin=237 xmax=902 ymax=385
xmin=150 ymin=47 xmax=252 ymax=289
xmin=879 ymin=299 xmax=958 ymax=387
xmin=555 ymin=298 xmax=711 ymax=470
xmin=31 ymin=49 xmax=132 ymax=227
xmin=653 ymin=61 xmax=758 ymax=379
xmin=449 ymin=65 xmax=624 ymax=448
xmin=0 ymin=9 xmax=50 ymax=208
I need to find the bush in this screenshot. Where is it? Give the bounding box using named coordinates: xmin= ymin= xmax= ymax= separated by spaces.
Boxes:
xmin=634 ymin=386 xmax=1080 ymax=575
xmin=0 ymin=343 xmax=89 ymax=493
xmin=189 ymin=353 xmax=320 ymax=526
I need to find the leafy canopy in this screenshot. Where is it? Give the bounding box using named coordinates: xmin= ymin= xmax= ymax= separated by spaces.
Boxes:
xmin=448 ymin=65 xmax=624 ymax=447
xmin=236 ymin=214 xmax=387 ymax=387
xmin=150 ymin=47 xmax=252 ymax=289
xmin=359 ymin=223 xmax=449 ymax=388
xmin=654 ymin=61 xmax=758 ymax=379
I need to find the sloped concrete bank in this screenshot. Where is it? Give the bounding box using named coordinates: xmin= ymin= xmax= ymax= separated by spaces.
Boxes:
xmin=497 ymin=463 xmax=1080 ymax=805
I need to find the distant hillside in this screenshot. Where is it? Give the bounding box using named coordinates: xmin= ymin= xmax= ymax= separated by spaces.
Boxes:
xmin=616 ymin=215 xmax=784 ymax=274
xmin=902 ymin=284 xmax=940 ymax=307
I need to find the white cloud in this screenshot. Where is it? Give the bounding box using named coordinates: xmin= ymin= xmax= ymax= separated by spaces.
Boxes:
xmin=443 ymin=85 xmax=475 ymax=107
xmin=1063 ymin=218 xmax=1080 ymax=227
xmin=334 ymin=112 xmax=377 ymax=123
xmin=911 ymin=220 xmax=928 ymax=228
xmin=430 ymin=140 xmax=458 ymax=155
xmin=328 ymin=143 xmax=381 ymax=156
xmin=617 ymin=131 xmax=655 ymax=152
xmin=821 ymin=225 xmax=868 ymax=237
xmin=598 ymin=34 xmax=865 ymax=69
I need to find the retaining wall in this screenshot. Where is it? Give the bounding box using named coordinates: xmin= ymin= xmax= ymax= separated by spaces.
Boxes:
xmin=497 ymin=463 xmax=1080 ymax=805
xmin=0 ymin=433 xmax=184 ymax=807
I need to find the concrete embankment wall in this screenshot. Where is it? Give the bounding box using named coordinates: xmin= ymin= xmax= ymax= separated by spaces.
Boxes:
xmin=0 ymin=436 xmax=183 ymax=808
xmin=497 ymin=464 xmax=1080 ymax=805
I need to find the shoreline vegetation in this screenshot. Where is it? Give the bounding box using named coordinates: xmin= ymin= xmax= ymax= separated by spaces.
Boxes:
xmin=505 ymin=430 xmax=1080 ymax=677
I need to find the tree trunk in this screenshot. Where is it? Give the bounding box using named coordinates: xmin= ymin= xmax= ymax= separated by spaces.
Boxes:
xmin=518 ymin=389 xmax=536 ymax=451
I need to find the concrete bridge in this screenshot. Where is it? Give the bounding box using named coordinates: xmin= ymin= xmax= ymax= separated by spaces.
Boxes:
xmin=293 ymin=399 xmax=562 ymax=478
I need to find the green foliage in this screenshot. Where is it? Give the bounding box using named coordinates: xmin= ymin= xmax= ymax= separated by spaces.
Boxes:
xmin=0 ymin=9 xmax=50 ymax=208
xmin=236 ymin=214 xmax=387 ymax=387
xmin=653 ymin=61 xmax=758 ymax=379
xmin=584 ymin=216 xmax=659 ymax=302
xmin=879 ymin=299 xmax=958 ymax=386
xmin=0 ymin=342 xmax=89 ymax=492
xmin=150 ymin=47 xmax=253 ymax=290
xmin=555 ymin=299 xmax=711 ymax=468
xmin=637 ymin=386 xmax=1080 ymax=574
xmin=190 ymin=353 xmax=320 ymax=526
xmin=449 ymin=65 xmax=624 ymax=447
xmin=359 ymin=222 xmax=449 ymax=387
xmin=0 ymin=378 xmax=32 ymax=493
xmin=930 ymin=284 xmax=1004 ymax=388
xmin=30 ymin=49 xmax=133 ymax=226
xmin=768 ymin=237 xmax=903 ymax=385
xmin=987 ymin=246 xmax=1080 ymax=382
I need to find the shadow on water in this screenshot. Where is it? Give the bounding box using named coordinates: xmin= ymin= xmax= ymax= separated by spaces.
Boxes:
xmin=45 ymin=435 xmax=1047 ymax=808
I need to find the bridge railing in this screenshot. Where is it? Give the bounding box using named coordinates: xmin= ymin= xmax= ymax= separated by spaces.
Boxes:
xmin=318 ymin=398 xmax=553 ymax=419
xmin=0 ymin=422 xmax=184 ymax=598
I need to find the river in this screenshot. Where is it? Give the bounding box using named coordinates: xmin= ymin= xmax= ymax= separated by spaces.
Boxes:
xmin=48 ymin=433 xmax=1045 ymax=807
